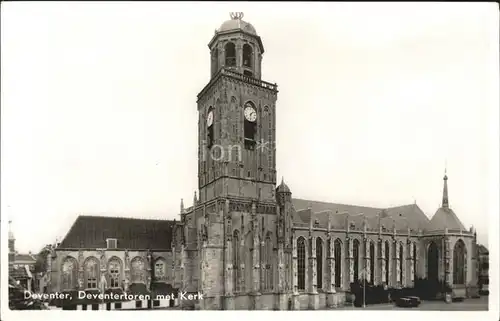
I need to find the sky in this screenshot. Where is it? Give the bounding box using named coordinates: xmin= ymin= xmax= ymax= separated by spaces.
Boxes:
xmin=1 ymin=2 xmax=498 ymax=254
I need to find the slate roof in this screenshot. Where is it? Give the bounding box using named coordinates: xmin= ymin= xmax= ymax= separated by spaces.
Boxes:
xmin=428 ymin=207 xmax=466 ymax=231
xmin=13 ymin=253 xmax=37 ymax=263
xmin=291 ymin=198 xmax=430 ymax=231
xmin=9 ymin=264 xmax=31 ymax=279
xmin=58 ymin=215 xmax=175 ymax=250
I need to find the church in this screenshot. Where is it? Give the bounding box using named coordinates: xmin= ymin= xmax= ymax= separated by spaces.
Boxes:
xmin=46 ymin=13 xmax=479 ymax=310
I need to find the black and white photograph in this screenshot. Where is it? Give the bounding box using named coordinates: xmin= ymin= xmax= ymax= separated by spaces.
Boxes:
xmin=1 ymin=2 xmax=498 ymax=320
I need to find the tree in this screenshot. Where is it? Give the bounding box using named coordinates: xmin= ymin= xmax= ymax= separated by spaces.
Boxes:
xmin=34 ymin=245 xmax=52 ymax=274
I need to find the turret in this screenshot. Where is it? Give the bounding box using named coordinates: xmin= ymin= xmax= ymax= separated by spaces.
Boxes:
xmin=442 ymin=169 xmax=449 ymax=208
xmin=208 ymin=12 xmax=264 ymax=79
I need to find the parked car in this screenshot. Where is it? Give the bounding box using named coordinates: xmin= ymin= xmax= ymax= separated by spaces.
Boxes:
xmin=394 ymin=296 xmax=421 ymax=308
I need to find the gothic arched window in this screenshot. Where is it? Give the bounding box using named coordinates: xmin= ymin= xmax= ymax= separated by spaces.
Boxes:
xmin=155 ymin=258 xmax=167 ymax=282
xmin=413 ymin=242 xmax=417 ymax=281
xmin=243 ymin=44 xmax=253 ymax=68
xmin=61 ymin=257 xmax=78 ymax=290
xmin=385 ymin=241 xmax=390 ymax=284
xmin=265 ymin=233 xmax=273 ymax=291
xmin=427 ymin=241 xmax=439 ymax=282
xmin=378 ymin=241 xmax=383 ymax=283
xmin=353 ymin=239 xmax=360 ymax=283
xmin=84 ymin=257 xmax=99 ymax=289
xmin=225 ymin=42 xmax=236 ymax=67
xmin=107 ymin=257 xmax=122 ymax=288
xmin=399 ymin=243 xmax=404 ymax=285
xmin=211 ymin=47 xmax=219 ymax=76
xmin=370 ymin=242 xmax=375 ymax=284
xmin=207 ymin=106 xmax=214 ymax=149
xmin=131 ymin=257 xmax=146 ymax=284
xmin=453 ymin=239 xmax=466 ymax=285
xmin=244 ymin=231 xmax=253 ymax=291
xmin=243 ymin=101 xmax=257 ymax=150
xmin=233 ymin=230 xmax=240 ymax=292
xmin=316 ymin=237 xmax=323 ymax=289
xmin=297 ymin=237 xmax=306 ymax=291
xmin=334 ymin=239 xmax=342 ymax=287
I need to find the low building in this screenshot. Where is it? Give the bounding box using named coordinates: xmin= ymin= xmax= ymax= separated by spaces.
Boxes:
xmin=8 ymin=222 xmax=37 ymax=292
xmin=46 ymin=216 xmax=178 ymax=304
xmin=477 ymin=245 xmax=489 ymax=292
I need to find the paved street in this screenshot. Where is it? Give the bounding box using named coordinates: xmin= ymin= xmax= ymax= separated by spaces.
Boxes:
xmin=337 ymin=296 xmax=488 ymax=311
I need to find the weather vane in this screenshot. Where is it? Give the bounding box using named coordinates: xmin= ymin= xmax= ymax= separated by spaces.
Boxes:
xmin=230 ymin=12 xmax=244 ymax=20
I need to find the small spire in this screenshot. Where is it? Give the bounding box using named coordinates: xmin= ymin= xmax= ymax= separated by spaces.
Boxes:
xmin=193 ymin=191 xmax=197 ymax=205
xmin=180 ymin=198 xmax=185 ymax=214
xmin=8 ymin=220 xmax=14 ymax=240
xmin=281 ymin=176 xmax=284 ymax=185
xmin=442 ymin=168 xmax=449 ymax=208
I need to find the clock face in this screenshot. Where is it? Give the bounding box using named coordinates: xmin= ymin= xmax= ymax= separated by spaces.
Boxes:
xmin=206 ymin=110 xmax=214 ymax=127
xmin=244 ymin=105 xmax=257 ymax=122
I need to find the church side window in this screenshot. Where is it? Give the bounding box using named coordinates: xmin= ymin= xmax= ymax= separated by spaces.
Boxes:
xmin=155 ymin=258 xmax=167 ymax=282
xmin=84 ymin=257 xmax=99 ymax=289
xmin=399 ymin=243 xmax=404 ymax=285
xmin=131 ymin=257 xmax=146 ymax=283
xmin=297 ymin=237 xmax=306 ymax=291
xmin=61 ymin=257 xmax=78 ymax=290
xmin=353 ymin=239 xmax=360 ymax=283
xmin=108 ymin=258 xmax=121 ymax=288
xmin=453 ymin=240 xmax=466 ymax=285
xmin=334 ymin=238 xmax=342 ymax=288
xmin=369 ymin=241 xmax=375 ymax=284
xmin=378 ymin=241 xmax=383 ymax=283
xmin=413 ymin=242 xmax=417 ymax=281
xmin=316 ymin=237 xmax=323 ymax=290
xmin=385 ymin=241 xmax=390 ymax=285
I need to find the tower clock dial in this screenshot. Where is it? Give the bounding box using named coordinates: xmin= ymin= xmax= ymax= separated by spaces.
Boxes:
xmin=244 ymin=104 xmax=257 ymax=122
xmin=207 ymin=110 xmax=214 ymax=127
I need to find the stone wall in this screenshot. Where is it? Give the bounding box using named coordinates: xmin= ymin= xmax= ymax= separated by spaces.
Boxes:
xmin=49 ymin=249 xmax=172 ymax=293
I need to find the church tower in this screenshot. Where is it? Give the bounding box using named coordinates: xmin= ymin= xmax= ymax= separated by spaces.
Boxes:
xmin=197 ymin=12 xmax=278 ymax=204
xmin=196 ymin=13 xmax=283 ymax=310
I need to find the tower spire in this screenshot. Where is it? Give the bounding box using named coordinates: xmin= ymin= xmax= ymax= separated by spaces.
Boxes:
xmin=442 ymin=169 xmax=449 ymax=208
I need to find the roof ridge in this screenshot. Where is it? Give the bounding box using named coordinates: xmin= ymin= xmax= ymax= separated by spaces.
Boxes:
xmin=314 ymin=209 xmax=334 ymax=214
xmin=385 ymin=203 xmax=415 ymax=210
xmin=292 ymin=197 xmax=384 ymax=210
xmin=77 ymin=214 xmax=175 ymax=222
